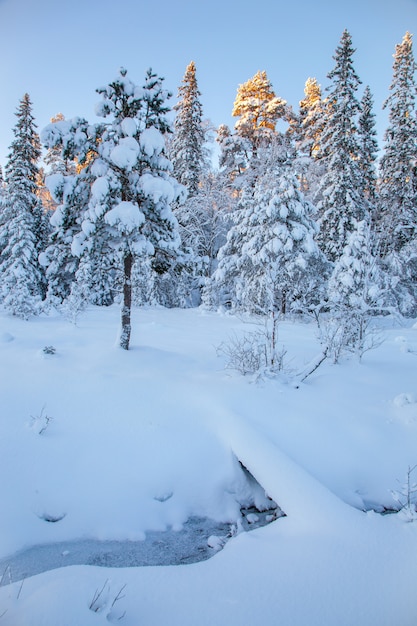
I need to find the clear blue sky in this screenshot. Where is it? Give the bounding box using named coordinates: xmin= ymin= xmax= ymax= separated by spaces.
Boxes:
xmin=0 ymin=0 xmax=416 ymax=168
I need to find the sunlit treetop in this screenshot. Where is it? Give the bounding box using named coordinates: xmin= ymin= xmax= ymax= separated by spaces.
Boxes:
xmin=232 ymin=70 xmax=287 ymax=149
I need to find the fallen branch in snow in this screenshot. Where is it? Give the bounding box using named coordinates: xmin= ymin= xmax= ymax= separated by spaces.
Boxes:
xmin=295 ymin=347 xmax=328 ymax=386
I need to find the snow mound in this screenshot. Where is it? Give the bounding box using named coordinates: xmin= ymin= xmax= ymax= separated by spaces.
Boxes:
xmin=393 ymin=392 xmax=416 ymax=407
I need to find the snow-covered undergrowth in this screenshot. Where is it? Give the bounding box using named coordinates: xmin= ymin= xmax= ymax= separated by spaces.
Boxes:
xmin=0 ymin=305 xmax=416 ymax=625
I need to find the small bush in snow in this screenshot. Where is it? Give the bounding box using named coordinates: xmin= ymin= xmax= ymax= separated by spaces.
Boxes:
xmin=391 ymin=464 xmax=417 ymax=522
xmin=316 ymin=311 xmax=384 ymax=364
xmin=217 ymin=314 xmax=287 ymax=378
xmin=43 ymin=345 xmax=56 ymax=355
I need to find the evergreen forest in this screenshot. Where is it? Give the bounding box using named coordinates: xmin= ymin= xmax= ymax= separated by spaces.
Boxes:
xmin=0 ymin=30 xmax=416 ymax=353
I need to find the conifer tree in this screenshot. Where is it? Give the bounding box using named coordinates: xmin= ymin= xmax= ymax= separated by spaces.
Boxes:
xmin=377 ymin=32 xmax=417 ymax=256
xmin=358 ymin=86 xmax=378 ymax=207
xmin=43 ymin=113 xmax=71 ymax=175
xmin=40 ymin=114 xmax=87 ymax=307
xmin=232 ymin=70 xmax=287 ymax=152
xmin=215 ymin=124 xmax=251 ymax=186
xmin=0 ymin=94 xmax=46 ymax=317
xmin=296 ymin=77 xmax=325 ymax=158
xmin=292 ymin=77 xmax=327 ymax=203
xmin=316 ymin=30 xmax=367 ymax=262
xmin=43 ymin=68 xmax=182 ymax=348
xmin=326 ymin=220 xmax=384 ymax=359
xmin=91 ymin=68 xmax=181 ymax=347
xmin=39 ymin=167 xmax=91 ymax=306
xmin=208 ymin=138 xmax=325 ymax=315
xmin=169 ymin=61 xmax=205 ymax=197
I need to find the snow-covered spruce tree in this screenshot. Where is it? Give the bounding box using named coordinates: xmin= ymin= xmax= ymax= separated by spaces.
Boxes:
xmin=0 ymin=164 xmax=6 ymax=231
xmin=358 ymin=86 xmax=378 ymax=208
xmin=377 ymin=32 xmax=417 ymax=255
xmin=316 ymin=30 xmax=368 ymax=263
xmin=209 ymin=138 xmax=326 ymax=316
xmin=169 ymin=61 xmax=205 ymax=197
xmin=0 ymin=94 xmax=47 ymax=318
xmin=216 ymin=123 xmax=251 ymax=185
xmin=161 ymin=61 xmax=209 ymax=307
xmin=325 ymin=220 xmax=384 ymax=361
xmin=71 ymin=68 xmax=181 ymax=349
xmin=39 ymin=168 xmax=92 ymax=307
xmin=40 ymin=116 xmax=98 ymax=309
xmin=376 ymin=33 xmax=417 ymax=314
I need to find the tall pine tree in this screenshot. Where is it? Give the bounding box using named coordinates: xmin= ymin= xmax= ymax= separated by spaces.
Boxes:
xmin=169 ymin=61 xmax=205 ymax=197
xmin=232 ymin=70 xmax=287 ymax=153
xmin=377 ymin=32 xmax=417 ymax=255
xmin=0 ymin=94 xmax=47 ymax=318
xmin=358 ymin=86 xmax=378 ymax=207
xmin=316 ymin=30 xmax=367 ymax=262
xmin=43 ymin=68 xmax=182 ymax=348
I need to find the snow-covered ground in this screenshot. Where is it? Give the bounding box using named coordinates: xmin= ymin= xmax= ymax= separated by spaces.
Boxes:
xmin=0 ymin=305 xmax=416 ymax=625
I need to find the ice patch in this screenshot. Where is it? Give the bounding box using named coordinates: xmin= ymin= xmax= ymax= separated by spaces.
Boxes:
xmin=0 ymin=513 xmax=280 ymax=584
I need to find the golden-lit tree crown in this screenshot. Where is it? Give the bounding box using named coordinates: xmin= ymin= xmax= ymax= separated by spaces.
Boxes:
xmin=232 ymin=70 xmax=287 ymax=145
xmin=299 ymin=77 xmax=322 ymax=111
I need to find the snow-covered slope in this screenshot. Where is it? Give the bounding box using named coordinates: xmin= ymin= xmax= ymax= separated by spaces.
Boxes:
xmin=0 ymin=305 xmax=416 ymax=625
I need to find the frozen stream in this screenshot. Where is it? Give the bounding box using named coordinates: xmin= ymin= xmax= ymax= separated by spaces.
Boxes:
xmin=0 ymin=508 xmax=282 ymax=586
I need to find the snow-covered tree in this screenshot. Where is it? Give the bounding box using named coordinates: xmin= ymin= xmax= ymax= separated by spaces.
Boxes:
xmin=316 ymin=30 xmax=367 ymax=262
xmin=215 ymin=123 xmax=251 ymax=188
xmin=377 ymin=32 xmax=417 ymax=256
xmin=169 ymin=61 xmax=205 ymax=197
xmin=43 ymin=113 xmax=73 ymax=175
xmin=382 ymin=242 xmax=417 ymax=316
xmin=43 ymin=68 xmax=182 ymax=348
xmin=358 ymin=86 xmax=378 ymax=207
xmin=170 ymin=171 xmax=233 ymax=306
xmin=295 ymin=77 xmax=325 ymax=158
xmin=207 ymin=139 xmax=325 ymax=315
xmin=326 ymin=220 xmax=384 ymax=360
xmin=291 ymin=77 xmax=327 ymax=203
xmin=41 ymin=115 xmax=98 ymax=308
xmin=39 ymin=167 xmax=91 ymax=306
xmin=0 ymin=94 xmax=47 ymax=318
